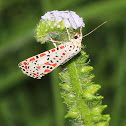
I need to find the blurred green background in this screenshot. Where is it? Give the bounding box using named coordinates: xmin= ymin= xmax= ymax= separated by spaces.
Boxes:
xmin=0 ymin=0 xmax=126 ymax=126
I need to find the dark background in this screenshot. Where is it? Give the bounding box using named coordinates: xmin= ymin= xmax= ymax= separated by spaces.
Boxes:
xmin=0 ymin=0 xmax=126 ymax=126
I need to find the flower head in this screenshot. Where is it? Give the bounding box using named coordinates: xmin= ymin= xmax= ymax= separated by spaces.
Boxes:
xmin=41 ymin=10 xmax=85 ymax=29
xmin=36 ymin=10 xmax=85 ymax=44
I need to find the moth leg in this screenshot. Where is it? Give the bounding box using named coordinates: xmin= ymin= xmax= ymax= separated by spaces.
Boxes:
xmin=66 ymin=28 xmax=71 ymax=41
xmin=48 ymin=37 xmax=66 ymax=48
xmin=49 ymin=37 xmax=65 ymax=43
xmin=80 ymin=26 xmax=83 ymax=36
xmin=53 ymin=43 xmax=57 ymax=48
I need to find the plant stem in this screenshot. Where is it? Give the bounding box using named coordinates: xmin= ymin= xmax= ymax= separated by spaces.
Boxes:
xmin=68 ymin=61 xmax=93 ymax=126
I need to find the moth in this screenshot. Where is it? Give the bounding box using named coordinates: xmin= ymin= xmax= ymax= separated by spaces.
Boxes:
xmin=18 ymin=22 xmax=106 ymax=79
xmin=18 ymin=27 xmax=83 ymax=79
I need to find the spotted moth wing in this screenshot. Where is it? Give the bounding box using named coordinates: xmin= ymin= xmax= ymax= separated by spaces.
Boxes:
xmin=18 ymin=44 xmax=72 ymax=79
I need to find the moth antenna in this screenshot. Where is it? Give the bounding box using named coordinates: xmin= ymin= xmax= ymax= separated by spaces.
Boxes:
xmin=83 ymin=21 xmax=107 ymax=38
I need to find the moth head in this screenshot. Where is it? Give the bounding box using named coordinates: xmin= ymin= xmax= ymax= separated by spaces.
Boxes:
xmin=74 ymin=32 xmax=82 ymax=39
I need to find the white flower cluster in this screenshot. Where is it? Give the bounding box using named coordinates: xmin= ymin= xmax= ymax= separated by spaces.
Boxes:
xmin=41 ymin=10 xmax=85 ymax=30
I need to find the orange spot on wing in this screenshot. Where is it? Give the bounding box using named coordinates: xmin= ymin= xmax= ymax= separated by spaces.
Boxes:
xmin=30 ymin=57 xmax=35 ymax=62
xmin=44 ymin=62 xmax=50 ymax=65
xmin=33 ymin=73 xmax=39 ymax=77
xmin=52 ymin=63 xmax=57 ymax=67
xmin=40 ymin=53 xmax=46 ymax=57
xmin=23 ymin=62 xmax=27 ymax=65
xmin=33 ymin=73 xmax=37 ymax=75
xmin=62 ymin=53 xmax=65 ymax=55
xmin=37 ymin=66 xmax=41 ymax=69
xmin=53 ymin=58 xmax=56 ymax=60
xmin=44 ymin=62 xmax=57 ymax=67
xmin=24 ymin=66 xmax=27 ymax=70
xmin=44 ymin=69 xmax=51 ymax=72
xmin=51 ymin=49 xmax=55 ymax=52
xmin=60 ymin=46 xmax=65 ymax=49
xmin=59 ymin=58 xmax=61 ymax=60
